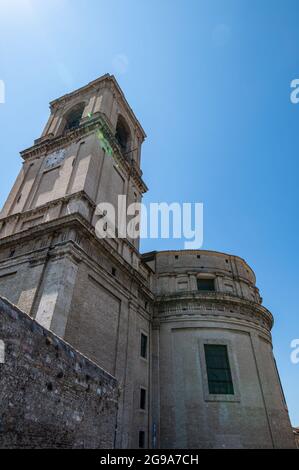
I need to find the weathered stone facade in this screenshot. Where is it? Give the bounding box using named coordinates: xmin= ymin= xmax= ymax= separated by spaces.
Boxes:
xmin=0 ymin=74 xmax=296 ymax=448
xmin=146 ymin=250 xmax=295 ymax=449
xmin=0 ymin=296 xmax=118 ymax=449
xmin=0 ymin=75 xmax=152 ymax=449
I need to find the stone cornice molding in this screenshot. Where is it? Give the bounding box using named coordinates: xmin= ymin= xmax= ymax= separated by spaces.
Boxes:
xmin=156 ymin=270 xmax=258 ymax=292
xmin=40 ymin=240 xmax=154 ymax=311
xmin=0 ymin=190 xmax=95 ymax=225
xmin=154 ymin=312 xmax=272 ymax=340
xmin=0 ymin=207 xmax=140 ymax=261
xmin=0 ymin=213 xmax=153 ymax=297
xmin=20 ymin=114 xmax=147 ymax=194
xmin=145 ymin=249 xmax=257 ymax=283
xmin=154 ymin=292 xmax=273 ymax=330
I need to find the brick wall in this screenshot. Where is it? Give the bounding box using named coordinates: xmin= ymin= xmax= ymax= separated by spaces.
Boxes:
xmin=0 ymin=296 xmax=118 ymax=449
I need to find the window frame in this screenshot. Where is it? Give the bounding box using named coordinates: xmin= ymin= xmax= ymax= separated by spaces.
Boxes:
xmin=139 ymin=430 xmax=146 ymax=449
xmin=204 ymin=344 xmax=234 ymax=395
xmin=140 ymin=387 xmax=147 ymax=411
xmin=140 ymin=332 xmax=148 ymax=360
xmin=64 ymin=104 xmax=85 ymax=133
xmin=115 ymin=115 xmax=131 ymax=153
xmin=197 ymin=278 xmax=216 ymax=292
xmin=199 ymin=338 xmax=240 ymax=403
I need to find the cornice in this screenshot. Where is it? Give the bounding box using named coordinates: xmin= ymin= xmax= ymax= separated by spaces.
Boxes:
xmin=154 ymin=291 xmax=274 ymax=330
xmin=20 ymin=114 xmax=148 ymax=194
xmin=153 ymin=311 xmax=272 ymax=340
xmin=145 ymin=249 xmax=257 ymax=284
xmin=49 ymin=240 xmax=154 ymax=304
xmin=0 ymin=190 xmax=95 ymax=227
xmin=0 ymin=213 xmax=153 ymax=297
xmin=155 ymin=269 xmax=258 ymax=292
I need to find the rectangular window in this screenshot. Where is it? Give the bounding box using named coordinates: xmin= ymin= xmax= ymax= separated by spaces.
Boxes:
xmin=140 ymin=333 xmax=148 ymax=359
xmin=139 ymin=431 xmax=145 ymax=449
xmin=140 ymin=388 xmax=147 ymax=410
xmin=204 ymin=344 xmax=234 ymax=395
xmin=197 ymin=278 xmax=215 ymax=291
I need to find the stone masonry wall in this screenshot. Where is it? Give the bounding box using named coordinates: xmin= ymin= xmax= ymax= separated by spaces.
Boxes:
xmin=0 ymin=296 xmax=118 ymax=449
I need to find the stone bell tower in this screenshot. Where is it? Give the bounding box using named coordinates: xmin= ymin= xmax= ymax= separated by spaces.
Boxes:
xmin=0 ymin=75 xmax=153 ymax=449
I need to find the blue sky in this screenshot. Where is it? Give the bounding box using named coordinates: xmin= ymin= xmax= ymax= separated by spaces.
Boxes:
xmin=0 ymin=0 xmax=298 ymax=426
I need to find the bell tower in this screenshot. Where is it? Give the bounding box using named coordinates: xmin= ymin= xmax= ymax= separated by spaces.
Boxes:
xmin=0 ymin=75 xmax=153 ymax=449
xmin=0 ymin=74 xmax=147 ymax=249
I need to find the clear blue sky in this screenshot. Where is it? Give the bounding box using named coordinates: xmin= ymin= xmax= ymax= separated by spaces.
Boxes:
xmin=0 ymin=0 xmax=298 ymax=426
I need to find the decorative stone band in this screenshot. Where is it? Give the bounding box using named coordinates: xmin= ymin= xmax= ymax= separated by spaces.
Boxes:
xmin=0 ymin=212 xmax=153 ymax=293
xmin=0 ymin=190 xmax=96 ymax=231
xmin=20 ymin=113 xmax=147 ymax=194
xmin=155 ymin=291 xmax=274 ymax=331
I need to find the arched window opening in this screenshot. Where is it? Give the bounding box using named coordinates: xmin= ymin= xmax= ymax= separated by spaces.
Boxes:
xmin=63 ymin=103 xmax=85 ymax=133
xmin=115 ymin=115 xmax=131 ymax=153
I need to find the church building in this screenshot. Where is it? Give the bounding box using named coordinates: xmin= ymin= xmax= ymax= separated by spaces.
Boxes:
xmin=0 ymin=75 xmax=295 ymax=449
